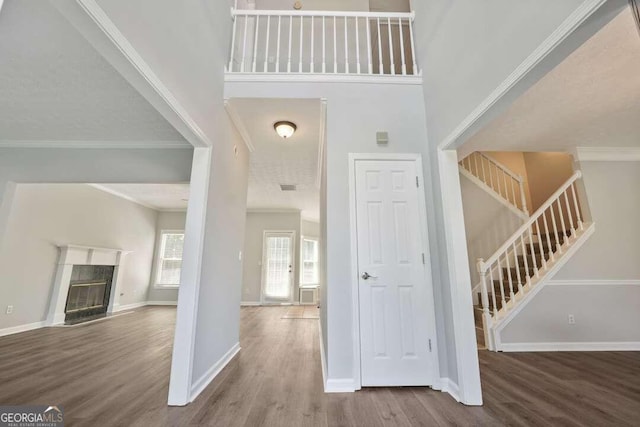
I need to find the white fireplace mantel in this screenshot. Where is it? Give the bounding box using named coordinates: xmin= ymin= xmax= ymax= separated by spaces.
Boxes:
xmin=46 ymin=244 xmax=131 ymax=326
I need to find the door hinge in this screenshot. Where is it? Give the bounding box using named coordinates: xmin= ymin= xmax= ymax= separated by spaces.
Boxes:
xmin=422 ymin=253 xmax=425 ymax=264
xmin=428 ymin=339 xmax=432 ymax=352
xmin=416 ymin=176 xmax=419 ymax=188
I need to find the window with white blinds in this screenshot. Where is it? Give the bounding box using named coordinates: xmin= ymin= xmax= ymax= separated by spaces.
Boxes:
xmin=301 ymin=238 xmax=319 ymax=285
xmin=264 ymin=235 xmax=293 ymax=299
xmin=156 ymin=231 xmax=184 ymax=286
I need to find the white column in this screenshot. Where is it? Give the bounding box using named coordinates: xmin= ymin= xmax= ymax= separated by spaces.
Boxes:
xmin=437 ymin=149 xmax=483 ymax=405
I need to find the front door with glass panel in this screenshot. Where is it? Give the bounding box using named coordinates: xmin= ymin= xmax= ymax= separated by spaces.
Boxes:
xmin=261 ymin=231 xmax=295 ymax=304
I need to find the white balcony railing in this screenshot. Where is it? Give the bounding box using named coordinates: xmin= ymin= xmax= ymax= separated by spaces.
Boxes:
xmin=228 ymin=9 xmax=419 ymax=76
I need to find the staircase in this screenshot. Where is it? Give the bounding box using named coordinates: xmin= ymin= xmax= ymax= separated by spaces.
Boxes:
xmin=460 ymin=155 xmax=594 ymax=351
xmin=459 ymin=151 xmax=529 ymax=219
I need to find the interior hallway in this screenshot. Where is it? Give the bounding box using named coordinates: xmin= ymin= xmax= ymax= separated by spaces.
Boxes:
xmin=0 ymin=306 xmax=638 ymax=426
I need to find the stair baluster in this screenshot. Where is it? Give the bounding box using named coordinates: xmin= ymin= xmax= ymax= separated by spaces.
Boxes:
xmin=474 ymin=171 xmax=591 ymax=350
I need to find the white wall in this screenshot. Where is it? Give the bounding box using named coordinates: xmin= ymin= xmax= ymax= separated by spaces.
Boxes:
xmin=241 ymin=211 xmax=302 ymax=304
xmin=0 ymin=184 xmax=158 ymax=330
xmin=225 ymin=80 xmax=448 ymax=385
xmin=147 ymin=211 xmax=187 ymax=304
xmin=501 ymin=161 xmax=640 ymax=346
xmin=460 ymin=175 xmax=523 ymax=288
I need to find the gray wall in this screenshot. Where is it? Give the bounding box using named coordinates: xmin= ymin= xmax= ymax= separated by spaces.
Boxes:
xmin=412 ymin=0 xmax=585 ymax=148
xmin=0 ymin=184 xmax=158 ymax=330
xmin=91 ymin=0 xmax=253 ymax=403
xmin=147 ymin=211 xmax=187 ymax=304
xmin=410 ymin=0 xmax=603 ymax=389
xmin=460 ymin=175 xmax=523 ymax=288
xmin=225 ymin=80 xmax=447 ymax=383
xmin=241 ymin=211 xmax=302 ymax=304
xmin=0 ymin=147 xmax=193 ymax=251
xmin=501 ymin=161 xmax=640 ymax=345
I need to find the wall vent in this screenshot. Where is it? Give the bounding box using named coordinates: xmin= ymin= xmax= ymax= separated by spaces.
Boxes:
xmin=280 ymin=184 xmax=297 ymax=191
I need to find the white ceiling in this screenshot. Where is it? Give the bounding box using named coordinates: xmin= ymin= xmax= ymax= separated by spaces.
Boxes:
xmin=463 ymin=7 xmax=640 ymax=153
xmin=90 ymin=183 xmax=190 ymax=211
xmin=228 ymin=98 xmax=322 ymax=221
xmin=0 ymin=0 xmax=187 ymax=146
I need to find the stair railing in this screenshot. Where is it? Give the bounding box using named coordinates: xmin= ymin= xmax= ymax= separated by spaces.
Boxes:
xmin=459 ymin=152 xmax=529 ymax=216
xmin=476 ymin=171 xmax=584 ymax=348
xmin=228 ymin=8 xmax=419 ymax=76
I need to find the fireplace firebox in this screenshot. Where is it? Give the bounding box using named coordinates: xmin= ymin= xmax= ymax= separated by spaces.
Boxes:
xmin=64 ymin=265 xmax=114 ymax=324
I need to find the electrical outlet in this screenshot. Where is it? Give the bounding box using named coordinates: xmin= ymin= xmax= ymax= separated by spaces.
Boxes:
xmin=6 ymin=305 xmax=13 ymax=315
xmin=238 ymin=251 xmax=242 ymax=261
xmin=568 ymin=314 xmax=575 ymax=325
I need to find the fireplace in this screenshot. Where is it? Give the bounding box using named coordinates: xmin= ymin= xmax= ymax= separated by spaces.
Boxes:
xmin=46 ymin=245 xmax=130 ymax=326
xmin=64 ymin=265 xmax=115 ymax=324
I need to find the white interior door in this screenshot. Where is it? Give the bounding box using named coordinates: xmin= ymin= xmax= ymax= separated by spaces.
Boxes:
xmin=261 ymin=231 xmax=295 ymax=304
xmin=355 ymin=159 xmax=434 ymax=386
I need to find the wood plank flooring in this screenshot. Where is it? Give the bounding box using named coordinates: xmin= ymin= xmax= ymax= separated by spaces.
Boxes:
xmin=0 ymin=306 xmax=639 ymax=426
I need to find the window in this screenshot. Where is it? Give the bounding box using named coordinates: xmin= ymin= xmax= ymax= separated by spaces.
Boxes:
xmin=301 ymin=238 xmax=319 ymax=285
xmin=156 ymin=231 xmax=184 ymax=286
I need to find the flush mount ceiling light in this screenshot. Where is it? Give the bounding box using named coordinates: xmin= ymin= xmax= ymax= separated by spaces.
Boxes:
xmin=274 ymin=121 xmax=297 ymax=139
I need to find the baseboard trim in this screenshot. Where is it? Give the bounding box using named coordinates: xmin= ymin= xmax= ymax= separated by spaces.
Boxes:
xmin=190 ymin=342 xmax=241 ymax=402
xmin=439 ymin=377 xmax=461 ymax=403
xmin=325 ymin=378 xmax=356 ymax=393
xmin=240 ymin=301 xmax=261 ymax=306
xmin=500 ymin=342 xmax=640 ymax=352
xmin=113 ymin=301 xmax=147 ymax=312
xmin=146 ymin=301 xmax=178 ymax=306
xmin=0 ymin=321 xmax=46 ymax=338
xmin=318 ymin=319 xmax=329 ymax=392
xmin=548 ymin=279 xmax=640 ymax=286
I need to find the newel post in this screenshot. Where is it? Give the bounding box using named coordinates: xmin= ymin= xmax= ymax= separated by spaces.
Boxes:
xmin=477 ymin=258 xmax=494 ymax=350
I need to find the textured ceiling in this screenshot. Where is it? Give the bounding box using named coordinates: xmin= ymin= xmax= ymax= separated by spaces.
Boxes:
xmin=91 ymin=183 xmax=190 ymax=211
xmin=463 ymin=7 xmax=640 ymax=153
xmin=0 ymin=0 xmax=187 ymax=145
xmin=228 ymin=98 xmax=322 ymax=221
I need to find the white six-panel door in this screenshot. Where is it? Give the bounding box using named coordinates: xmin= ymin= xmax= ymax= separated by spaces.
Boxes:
xmin=355 ymin=159 xmax=433 ymax=386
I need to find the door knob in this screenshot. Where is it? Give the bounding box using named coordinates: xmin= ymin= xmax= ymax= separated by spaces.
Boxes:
xmin=361 ymin=272 xmax=377 ymax=280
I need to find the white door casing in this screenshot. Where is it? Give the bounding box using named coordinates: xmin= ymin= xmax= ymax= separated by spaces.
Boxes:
xmin=353 ymin=156 xmax=435 ymax=386
xmin=261 ymin=230 xmax=296 ymax=304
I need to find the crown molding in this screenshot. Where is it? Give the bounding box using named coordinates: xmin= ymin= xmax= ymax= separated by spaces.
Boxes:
xmin=575 ymin=147 xmax=640 ymax=162
xmin=0 ymin=140 xmax=190 ymax=149
xmin=247 ymin=208 xmax=301 ymax=214
xmin=224 ymin=100 xmax=255 ymax=152
xmin=88 ymin=184 xmax=159 ymax=210
xmin=159 ymin=208 xmax=189 ymax=213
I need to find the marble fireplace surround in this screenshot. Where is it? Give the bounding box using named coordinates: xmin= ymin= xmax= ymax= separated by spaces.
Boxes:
xmin=46 ymin=245 xmax=131 ymax=326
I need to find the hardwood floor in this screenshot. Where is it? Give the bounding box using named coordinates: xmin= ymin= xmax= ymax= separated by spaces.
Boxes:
xmin=1 ymin=306 xmax=639 ymax=426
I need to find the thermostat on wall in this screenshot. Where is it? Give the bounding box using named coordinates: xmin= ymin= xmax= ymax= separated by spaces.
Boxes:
xmin=376 ymin=131 xmax=389 ymax=145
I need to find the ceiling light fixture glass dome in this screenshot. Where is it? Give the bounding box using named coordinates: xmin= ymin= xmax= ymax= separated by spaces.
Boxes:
xmin=274 ymin=121 xmax=297 ymax=139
